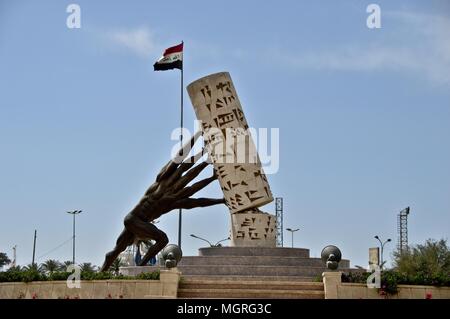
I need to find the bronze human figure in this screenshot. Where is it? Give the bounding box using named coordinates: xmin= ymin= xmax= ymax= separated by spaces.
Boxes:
xmin=100 ymin=132 xmax=225 ymax=272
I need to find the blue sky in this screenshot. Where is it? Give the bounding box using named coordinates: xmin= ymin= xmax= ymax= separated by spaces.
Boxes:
xmin=0 ymin=0 xmax=449 ymax=269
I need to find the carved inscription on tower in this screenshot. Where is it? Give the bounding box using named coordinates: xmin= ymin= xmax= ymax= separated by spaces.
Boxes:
xmin=187 ymin=72 xmax=273 ymax=213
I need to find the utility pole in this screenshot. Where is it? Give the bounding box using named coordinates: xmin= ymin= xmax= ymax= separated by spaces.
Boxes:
xmin=32 ymin=230 xmax=37 ymax=266
xmin=12 ymin=245 xmax=17 ymax=267
xmin=67 ymin=210 xmax=82 ymax=265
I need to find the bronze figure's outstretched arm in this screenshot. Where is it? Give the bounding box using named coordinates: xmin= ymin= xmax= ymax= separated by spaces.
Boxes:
xmin=100 ymin=132 xmax=224 ymax=272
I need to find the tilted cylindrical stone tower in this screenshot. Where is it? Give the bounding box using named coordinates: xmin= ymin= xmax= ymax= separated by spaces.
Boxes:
xmin=187 ymin=72 xmax=276 ymax=247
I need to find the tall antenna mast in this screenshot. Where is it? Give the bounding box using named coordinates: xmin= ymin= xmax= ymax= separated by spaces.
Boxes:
xmin=397 ymin=207 xmax=410 ymax=253
xmin=275 ymin=197 xmax=284 ymax=247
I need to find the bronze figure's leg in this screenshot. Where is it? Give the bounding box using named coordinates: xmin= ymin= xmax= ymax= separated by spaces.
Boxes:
xmin=124 ymin=216 xmax=169 ymax=266
xmin=139 ymin=230 xmax=168 ymax=266
xmin=100 ymin=229 xmax=134 ymax=272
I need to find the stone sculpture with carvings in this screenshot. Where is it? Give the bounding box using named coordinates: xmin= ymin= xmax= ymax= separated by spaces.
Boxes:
xmin=187 ymin=72 xmax=276 ymax=247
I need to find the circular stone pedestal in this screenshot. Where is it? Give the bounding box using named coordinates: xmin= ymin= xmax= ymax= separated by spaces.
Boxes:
xmin=199 ymin=246 xmax=310 ymax=258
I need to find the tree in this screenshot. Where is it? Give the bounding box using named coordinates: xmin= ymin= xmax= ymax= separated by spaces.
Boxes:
xmin=79 ymin=262 xmax=96 ymax=273
xmin=41 ymin=259 xmax=62 ymax=274
xmin=0 ymin=252 xmax=11 ymax=268
xmin=109 ymin=258 xmax=125 ymax=275
xmin=393 ymin=238 xmax=450 ymax=279
xmin=62 ymin=260 xmax=74 ymax=270
xmin=23 ymin=263 xmax=43 ymax=273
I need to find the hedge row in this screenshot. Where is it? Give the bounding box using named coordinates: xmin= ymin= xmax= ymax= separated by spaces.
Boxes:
xmin=0 ymin=269 xmax=160 ymax=283
xmin=341 ymin=270 xmax=450 ymax=294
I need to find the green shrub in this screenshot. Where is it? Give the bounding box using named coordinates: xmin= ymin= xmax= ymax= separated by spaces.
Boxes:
xmin=0 ymin=268 xmax=44 ymax=283
xmin=341 ymin=271 xmax=370 ymax=283
xmin=0 ymin=268 xmax=22 ymax=282
xmin=48 ymin=272 xmax=71 ymax=281
xmin=340 ymin=238 xmax=450 ymax=296
xmin=402 ymin=271 xmax=450 ymax=287
xmin=380 ymin=270 xmax=401 ymax=295
xmin=393 ymin=239 xmax=450 ymax=282
xmin=341 ymin=268 xmax=449 ymax=296
xmin=312 ymin=274 xmax=322 ymax=282
xmin=0 ymin=268 xmax=161 ymax=282
xmin=136 ymin=270 xmax=160 ymax=280
xmin=22 ymin=269 xmax=46 ymax=283
xmin=80 ymin=271 xmax=108 ymax=280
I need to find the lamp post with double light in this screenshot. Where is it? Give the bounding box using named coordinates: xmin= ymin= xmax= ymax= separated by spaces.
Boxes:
xmin=190 ymin=234 xmax=230 ymax=247
xmin=374 ymin=235 xmax=391 ymax=269
xmin=286 ymin=228 xmax=299 ymax=248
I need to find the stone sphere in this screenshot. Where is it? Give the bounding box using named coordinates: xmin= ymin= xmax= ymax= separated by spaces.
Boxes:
xmin=321 ymin=245 xmax=342 ymax=270
xmin=161 ymin=244 xmax=183 ymax=267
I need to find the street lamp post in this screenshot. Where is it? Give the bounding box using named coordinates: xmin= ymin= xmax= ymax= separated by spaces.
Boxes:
xmin=214 ymin=237 xmax=230 ymax=247
xmin=286 ymin=228 xmax=299 ymax=248
xmin=374 ymin=235 xmax=391 ymax=269
xmin=67 ymin=210 xmax=82 ymax=265
xmin=190 ymin=234 xmax=230 ymax=247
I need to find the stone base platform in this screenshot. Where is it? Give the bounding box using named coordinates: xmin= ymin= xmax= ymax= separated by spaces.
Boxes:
xmin=120 ymin=246 xmax=354 ymax=281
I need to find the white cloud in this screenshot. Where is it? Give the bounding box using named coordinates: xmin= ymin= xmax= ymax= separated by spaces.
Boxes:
xmin=277 ymin=46 xmax=418 ymax=72
xmin=108 ymin=27 xmax=157 ymax=58
xmin=265 ymin=11 xmax=450 ymax=86
xmin=390 ymin=11 xmax=450 ymax=85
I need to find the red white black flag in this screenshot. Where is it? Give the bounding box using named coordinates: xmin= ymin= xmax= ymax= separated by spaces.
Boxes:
xmin=153 ymin=42 xmax=183 ymax=71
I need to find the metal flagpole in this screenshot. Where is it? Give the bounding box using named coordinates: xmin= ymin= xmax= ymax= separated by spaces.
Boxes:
xmin=178 ymin=41 xmax=184 ymax=248
xmin=32 ymin=230 xmax=37 ymax=266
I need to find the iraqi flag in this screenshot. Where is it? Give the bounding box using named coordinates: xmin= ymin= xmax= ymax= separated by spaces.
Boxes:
xmin=153 ymin=42 xmax=183 ymax=71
